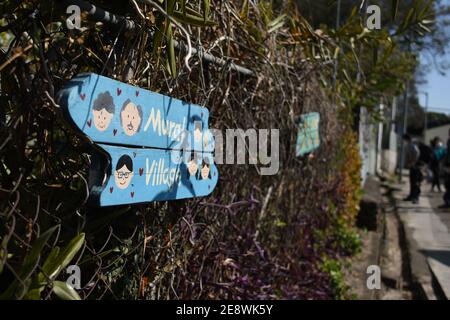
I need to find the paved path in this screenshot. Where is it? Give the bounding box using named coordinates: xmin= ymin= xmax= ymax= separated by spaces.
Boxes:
xmin=394 ymin=178 xmax=450 ymax=299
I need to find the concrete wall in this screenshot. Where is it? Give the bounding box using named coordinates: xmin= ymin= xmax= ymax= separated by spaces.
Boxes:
xmin=359 ymin=102 xmax=398 ymax=179
xmin=381 ymin=149 xmax=397 ymax=174
xmin=382 ymin=100 xmax=397 ymax=175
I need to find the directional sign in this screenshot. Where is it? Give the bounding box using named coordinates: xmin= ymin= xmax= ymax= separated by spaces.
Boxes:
xmin=296 ymin=112 xmax=320 ymax=157
xmin=57 ymin=73 xmax=218 ymax=206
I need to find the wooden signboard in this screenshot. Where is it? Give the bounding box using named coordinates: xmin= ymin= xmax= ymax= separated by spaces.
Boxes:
xmin=296 ymin=112 xmax=320 ymax=157
xmin=57 ymin=73 xmax=218 ymax=206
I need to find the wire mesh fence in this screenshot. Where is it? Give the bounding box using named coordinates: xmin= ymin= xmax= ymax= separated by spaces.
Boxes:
xmin=0 ymin=0 xmax=361 ymax=300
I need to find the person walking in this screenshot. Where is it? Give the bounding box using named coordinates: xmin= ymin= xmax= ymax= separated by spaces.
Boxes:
xmin=430 ymin=137 xmax=446 ymax=192
xmin=440 ymin=129 xmax=450 ymax=208
xmin=403 ymin=134 xmax=422 ymax=204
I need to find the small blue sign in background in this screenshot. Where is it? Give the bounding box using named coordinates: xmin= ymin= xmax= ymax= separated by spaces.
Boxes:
xmin=296 ymin=112 xmax=320 ymax=157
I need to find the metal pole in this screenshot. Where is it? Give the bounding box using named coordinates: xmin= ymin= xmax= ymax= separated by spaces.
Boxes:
xmin=398 ymin=80 xmax=410 ymax=182
xmin=424 ymin=92 xmax=429 ymax=141
xmin=332 ymin=0 xmax=342 ymax=87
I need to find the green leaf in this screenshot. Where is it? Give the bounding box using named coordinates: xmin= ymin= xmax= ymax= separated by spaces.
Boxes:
xmin=23 ymin=284 xmax=43 ymax=300
xmin=181 ymin=6 xmax=204 ymax=18
xmin=267 ymin=14 xmax=286 ymax=33
xmin=172 ymin=11 xmax=215 ymax=27
xmin=167 ymin=0 xmax=176 ymax=14
xmin=0 ymin=226 xmax=58 ymax=299
xmin=402 ymin=8 xmax=415 ymax=30
xmin=45 ymin=233 xmax=85 ymax=280
xmin=52 ymin=281 xmax=81 ymax=300
xmin=181 ymin=0 xmax=186 ymax=17
xmin=22 ymin=233 xmax=84 ymax=300
xmin=21 ymin=226 xmax=58 ymax=279
xmin=202 ymin=0 xmax=210 ymax=22
xmin=152 ymin=16 xmax=166 ymax=58
xmin=167 ymin=24 xmax=177 ymax=78
xmin=392 ymin=0 xmax=399 ymax=20
xmin=23 ymin=247 xmax=61 ymax=300
xmin=41 ymin=246 xmax=61 ymax=278
xmin=240 ymin=0 xmax=249 ymax=20
xmin=418 ymin=0 xmax=434 ymax=20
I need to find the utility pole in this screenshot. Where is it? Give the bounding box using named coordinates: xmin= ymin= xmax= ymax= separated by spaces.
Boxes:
xmin=398 ymin=80 xmax=410 ymax=182
xmin=332 ymin=0 xmax=341 ymax=87
xmin=419 ymin=91 xmax=429 ymax=141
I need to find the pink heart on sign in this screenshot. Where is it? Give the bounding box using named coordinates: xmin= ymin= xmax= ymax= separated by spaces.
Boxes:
xmin=80 ymin=93 xmax=86 ymax=100
xmin=113 ymin=129 xmax=117 ymax=136
xmin=139 ymin=168 xmax=144 ymax=176
xmin=109 ymin=186 xmax=114 ymax=193
xmin=117 ymin=88 xmax=122 ymax=96
xmin=130 ymin=191 xmax=135 ymax=198
xmin=135 ymin=90 xmax=140 ymax=97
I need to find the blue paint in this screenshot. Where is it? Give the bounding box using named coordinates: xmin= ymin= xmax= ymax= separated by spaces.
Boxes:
xmin=57 ymin=73 xmax=218 ymax=206
xmin=90 ymin=144 xmax=218 ymax=206
xmin=57 ymin=73 xmax=214 ymax=152
xmin=296 ymin=112 xmax=320 ymax=157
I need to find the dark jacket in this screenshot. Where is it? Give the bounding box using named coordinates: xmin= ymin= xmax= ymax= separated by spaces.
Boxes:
xmin=405 ymin=142 xmax=420 ymax=169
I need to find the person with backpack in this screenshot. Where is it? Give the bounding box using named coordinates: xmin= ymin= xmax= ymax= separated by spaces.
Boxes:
xmin=403 ymin=134 xmax=422 ymax=204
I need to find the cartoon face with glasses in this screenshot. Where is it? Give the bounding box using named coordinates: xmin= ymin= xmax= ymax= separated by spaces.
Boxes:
xmin=114 ymin=155 xmax=134 ymax=189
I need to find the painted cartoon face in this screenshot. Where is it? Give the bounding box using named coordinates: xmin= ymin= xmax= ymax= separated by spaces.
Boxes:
xmin=193 ymin=121 xmax=202 ymax=144
xmin=92 ymin=91 xmax=115 ymax=131
xmin=93 ymin=108 xmax=114 ymax=131
xmin=194 ymin=128 xmax=202 ymax=143
xmin=121 ymin=101 xmax=142 ymax=136
xmin=201 ymin=161 xmax=210 ymax=180
xmin=187 ymin=153 xmax=198 ymax=176
xmin=115 ymin=165 xmax=134 ymax=189
xmin=114 ymin=155 xmax=134 ymax=189
xmin=203 ymin=133 xmax=209 ymax=149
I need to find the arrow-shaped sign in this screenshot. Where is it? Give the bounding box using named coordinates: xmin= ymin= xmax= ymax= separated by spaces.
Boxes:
xmin=57 ymin=73 xmax=218 ymax=206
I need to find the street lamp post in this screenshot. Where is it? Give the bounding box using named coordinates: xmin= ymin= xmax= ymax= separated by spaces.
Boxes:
xmin=398 ymin=81 xmax=410 ymax=182
xmin=419 ymin=91 xmax=429 ymax=142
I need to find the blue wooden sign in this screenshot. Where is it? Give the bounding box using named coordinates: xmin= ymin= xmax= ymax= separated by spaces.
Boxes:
xmin=57 ymin=73 xmax=218 ymax=206
xmin=296 ymin=112 xmax=320 ymax=157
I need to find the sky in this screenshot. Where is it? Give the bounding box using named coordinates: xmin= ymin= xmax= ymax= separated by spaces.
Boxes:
xmin=419 ymin=65 xmax=450 ymax=114
xmin=418 ymin=0 xmax=450 ymax=114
